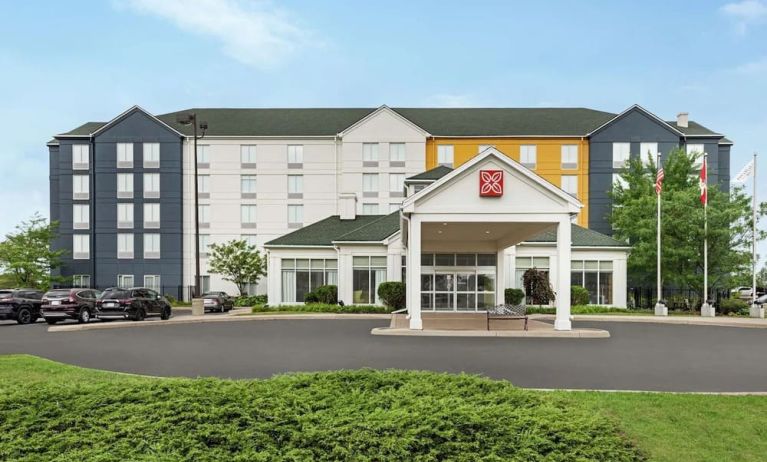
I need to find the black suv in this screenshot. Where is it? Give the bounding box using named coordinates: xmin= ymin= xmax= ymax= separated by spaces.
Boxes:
xmin=96 ymin=287 xmax=172 ymax=321
xmin=41 ymin=288 xmax=101 ymax=324
xmin=202 ymin=291 xmax=234 ymax=312
xmin=0 ymin=289 xmax=44 ymax=324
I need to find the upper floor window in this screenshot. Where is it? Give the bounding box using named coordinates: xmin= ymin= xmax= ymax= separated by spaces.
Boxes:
xmin=242 ymin=234 xmax=258 ymax=247
xmin=117 ymin=173 xmax=134 ymax=199
xmin=288 ymin=175 xmax=303 ymax=198
xmin=288 ymin=204 xmax=303 ymax=228
xmin=73 ymin=204 xmax=89 ymax=230
xmin=686 ymin=144 xmax=705 ymax=170
xmin=73 ymin=234 xmax=89 ymax=260
xmin=144 ymin=233 xmax=161 ymax=259
xmin=520 ymin=145 xmax=537 ymax=169
xmin=612 ymin=143 xmax=630 ymax=169
xmin=144 ymin=203 xmax=160 ymax=229
xmin=241 ymin=175 xmax=257 ymax=197
xmin=362 ymin=203 xmax=379 ymax=215
xmin=143 ymin=143 xmax=160 ymax=168
xmin=143 ymin=173 xmax=160 ymax=198
xmin=199 ymin=234 xmax=210 ymax=256
xmin=241 ymin=145 xmax=257 ymax=166
xmin=437 ymin=145 xmax=454 ymax=167
xmin=561 ymin=175 xmax=578 ymax=197
xmin=198 ymin=205 xmax=210 ymax=227
xmin=389 ymin=143 xmax=406 ymax=163
xmin=198 ymin=175 xmax=210 ymax=198
xmin=197 ymin=145 xmax=210 ymax=167
xmin=117 ymin=203 xmax=134 ymax=229
xmin=613 ymin=173 xmax=629 ymax=191
xmin=363 ymin=143 xmax=379 ymax=165
xmin=639 ymin=142 xmax=659 ymax=165
xmin=117 ymin=233 xmax=134 ymax=259
xmin=389 ymin=173 xmax=405 ymax=195
xmin=363 ymin=173 xmax=379 ymax=196
xmin=561 ymin=145 xmax=578 ymax=169
xmin=72 ymin=144 xmax=89 ymax=170
xmin=241 ymin=205 xmax=257 ymax=227
xmin=116 ymin=143 xmax=133 ymax=168
xmin=288 ymin=145 xmax=303 ymax=167
xmin=72 ymin=175 xmax=89 ymax=200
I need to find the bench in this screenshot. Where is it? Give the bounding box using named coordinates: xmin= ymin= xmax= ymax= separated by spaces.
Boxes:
xmin=486 ymin=304 xmax=528 ymax=331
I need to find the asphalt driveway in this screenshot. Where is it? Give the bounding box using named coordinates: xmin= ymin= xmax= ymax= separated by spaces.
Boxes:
xmin=1 ymin=318 xmax=766 ymax=392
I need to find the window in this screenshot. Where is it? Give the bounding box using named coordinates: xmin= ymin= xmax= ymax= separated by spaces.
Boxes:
xmin=240 ymin=145 xmax=257 ymax=166
xmin=612 ymin=143 xmax=630 ymax=169
xmin=241 ymin=175 xmax=257 ymax=198
xmin=288 ymin=145 xmax=303 ymax=167
xmin=362 ymin=203 xmax=378 ymax=215
xmin=197 ymin=145 xmax=210 ymax=167
xmin=242 ymin=234 xmax=258 ymax=247
xmin=72 ymin=144 xmax=89 ymax=169
xmin=561 ymin=175 xmax=578 ymax=197
xmin=640 ymin=142 xmax=658 ymax=165
xmin=117 ymin=173 xmax=133 ymax=198
xmin=143 ymin=233 xmax=161 ymax=259
xmin=200 ymin=275 xmax=210 ymax=293
xmin=363 ymin=143 xmax=379 ymax=164
xmin=117 ymin=233 xmax=134 ymax=259
xmin=73 ymin=204 xmax=89 ymax=229
xmin=571 ymin=260 xmax=613 ymax=304
xmin=363 ymin=173 xmax=378 ymax=197
xmin=117 ymin=203 xmax=134 ymax=228
xmin=561 ymin=145 xmax=578 ymax=169
xmin=281 ymin=258 xmax=337 ymax=303
xmin=437 ymin=145 xmax=454 ymax=166
xmin=199 ymin=234 xmax=210 ymax=256
xmin=389 ymin=173 xmax=405 ymax=195
xmin=478 ymin=144 xmax=493 ymax=153
xmin=72 ymin=175 xmax=89 ymax=199
xmin=144 ymin=275 xmax=161 ymax=292
xmin=687 ymin=144 xmax=705 ymax=169
xmin=613 ymin=173 xmax=628 ymax=190
xmin=72 ymin=275 xmax=91 ymax=288
xmin=420 ymin=253 xmax=497 ymax=311
xmin=288 ymin=205 xmax=303 ymax=227
xmin=198 ymin=205 xmax=210 ymax=226
xmin=144 ymin=203 xmax=160 ymax=228
xmin=353 ymin=256 xmax=387 ymax=304
xmin=241 ymin=205 xmax=257 ymax=227
xmin=413 ymin=184 xmax=426 ymax=194
xmin=73 ymin=234 xmax=89 ymax=259
xmin=117 ymin=274 xmax=134 ymax=289
xmin=389 ymin=143 xmax=406 ymax=163
xmin=520 ymin=145 xmax=537 ymax=169
xmin=287 ymin=175 xmax=303 ymax=197
xmin=116 ymin=143 xmax=133 ymax=168
xmin=143 ymin=143 xmax=160 ymax=168
xmin=197 ymin=175 xmax=210 ymax=198
xmin=514 ymin=256 xmax=550 ymax=291
xmin=143 ymin=173 xmax=160 ymax=198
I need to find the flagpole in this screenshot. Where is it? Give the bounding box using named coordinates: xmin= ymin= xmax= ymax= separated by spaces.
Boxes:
xmin=701 ymin=152 xmax=714 ymax=317
xmin=655 ymin=152 xmax=667 ymax=316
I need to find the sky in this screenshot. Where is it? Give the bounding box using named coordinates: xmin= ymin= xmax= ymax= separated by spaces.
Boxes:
xmin=0 ymin=0 xmax=765 ymax=254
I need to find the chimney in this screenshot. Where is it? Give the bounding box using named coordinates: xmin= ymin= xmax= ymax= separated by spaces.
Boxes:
xmin=676 ymin=112 xmax=689 ymax=128
xmin=338 ymin=193 xmax=357 ymax=220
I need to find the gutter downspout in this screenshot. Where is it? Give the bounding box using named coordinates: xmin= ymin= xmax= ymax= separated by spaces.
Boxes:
xmin=90 ymin=135 xmax=96 ymax=288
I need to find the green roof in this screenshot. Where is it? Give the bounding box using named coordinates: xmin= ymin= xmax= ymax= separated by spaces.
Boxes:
xmin=265 ymin=212 xmax=400 ymax=247
xmin=665 ymin=120 xmax=722 ymax=137
xmin=524 ymin=224 xmax=630 ymax=248
xmin=406 ymin=165 xmax=453 ymax=181
xmin=57 ymin=121 xmax=108 ymax=137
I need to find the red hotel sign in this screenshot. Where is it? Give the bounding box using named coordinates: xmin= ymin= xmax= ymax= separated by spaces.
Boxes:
xmin=479 ymin=170 xmax=504 ymax=197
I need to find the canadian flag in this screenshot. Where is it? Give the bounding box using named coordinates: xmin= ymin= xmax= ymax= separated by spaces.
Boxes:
xmin=699 ymin=156 xmax=707 ymax=206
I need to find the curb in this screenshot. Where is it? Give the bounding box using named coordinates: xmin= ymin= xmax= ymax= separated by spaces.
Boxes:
xmin=370 ymin=327 xmax=610 ymax=338
xmin=537 ymin=314 xmax=767 ymax=329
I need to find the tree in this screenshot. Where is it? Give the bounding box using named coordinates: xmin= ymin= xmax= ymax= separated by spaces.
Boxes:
xmin=0 ymin=213 xmax=66 ymax=290
xmin=522 ymin=268 xmax=555 ymax=305
xmin=207 ymin=239 xmax=267 ymax=296
xmin=610 ymin=148 xmax=766 ymax=293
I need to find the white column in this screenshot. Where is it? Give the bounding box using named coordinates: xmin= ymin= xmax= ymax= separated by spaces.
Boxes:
xmin=555 ymin=218 xmax=572 ymax=330
xmin=267 ymin=253 xmax=282 ymax=305
xmin=407 ymin=217 xmax=422 ymax=329
xmin=496 ymin=247 xmax=506 ymax=305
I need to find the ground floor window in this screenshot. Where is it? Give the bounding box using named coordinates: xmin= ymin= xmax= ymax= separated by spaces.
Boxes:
xmin=117 ymin=274 xmax=134 ymax=288
xmin=144 ymin=275 xmax=161 ymax=292
xmin=281 ymin=259 xmax=338 ymax=303
xmin=420 ymin=253 xmax=496 ymax=311
xmin=72 ymin=274 xmax=91 ymax=288
xmin=242 ymin=282 xmax=258 ymax=296
xmin=571 ymin=260 xmax=613 ymax=304
xmin=200 ymin=275 xmax=210 ymax=293
xmin=514 ymin=256 xmax=550 ymax=289
xmin=353 ymin=256 xmax=387 ymax=304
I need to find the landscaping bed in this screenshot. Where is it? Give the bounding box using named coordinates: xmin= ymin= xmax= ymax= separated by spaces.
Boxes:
xmin=250 ymin=303 xmax=391 ymax=314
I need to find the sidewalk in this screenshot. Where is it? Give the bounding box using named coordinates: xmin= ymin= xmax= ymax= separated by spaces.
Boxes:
xmin=534 ymin=314 xmax=767 ymax=329
xmin=372 ymin=319 xmax=610 ymax=338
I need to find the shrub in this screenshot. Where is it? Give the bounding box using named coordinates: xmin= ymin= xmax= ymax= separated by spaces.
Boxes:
xmin=718 ymin=297 xmax=749 ymax=316
xmin=504 ymin=288 xmax=525 ymax=305
xmin=234 ymin=294 xmax=267 ymax=307
xmin=164 ymin=294 xmax=178 ymax=304
xmin=523 ymin=268 xmax=555 ymax=304
xmin=251 ymin=304 xmax=390 ymax=314
xmin=314 ymin=285 xmax=338 ymax=305
xmin=571 ymin=285 xmax=590 ymax=306
xmin=304 ymin=291 xmax=320 ymax=304
xmin=377 ymin=282 xmax=406 ymax=309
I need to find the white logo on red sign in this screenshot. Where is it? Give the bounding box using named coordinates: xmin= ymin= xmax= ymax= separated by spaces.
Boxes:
xmin=479 ymin=170 xmax=503 ymax=197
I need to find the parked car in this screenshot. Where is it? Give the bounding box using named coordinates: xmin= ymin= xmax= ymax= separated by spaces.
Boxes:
xmin=0 ymin=289 xmax=44 ymax=324
xmin=96 ymin=287 xmax=172 ymax=321
xmin=755 ymin=294 xmax=767 ymax=305
xmin=731 ymin=286 xmax=766 ymax=301
xmin=202 ymin=291 xmax=234 ymax=312
xmin=41 ymin=288 xmax=101 ymax=324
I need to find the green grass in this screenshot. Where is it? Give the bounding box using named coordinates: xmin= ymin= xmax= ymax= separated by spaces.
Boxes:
xmin=2 ymin=355 xmax=766 ymax=461
xmin=251 ymin=303 xmax=391 ymax=314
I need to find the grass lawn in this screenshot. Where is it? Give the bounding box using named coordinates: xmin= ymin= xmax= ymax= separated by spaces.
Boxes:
xmin=1 ymin=355 xmax=765 ymax=461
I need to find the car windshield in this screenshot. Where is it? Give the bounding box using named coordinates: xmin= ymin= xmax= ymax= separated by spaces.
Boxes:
xmin=45 ymin=289 xmax=71 ymax=298
xmin=101 ymin=289 xmax=129 ymax=299
xmin=0 ymin=290 xmax=13 ymax=299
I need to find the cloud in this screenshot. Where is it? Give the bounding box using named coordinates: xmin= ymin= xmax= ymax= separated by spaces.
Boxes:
xmin=427 ymin=93 xmax=476 ymax=107
xmin=117 ymin=0 xmax=310 ymax=69
xmin=721 ymin=0 xmax=767 ymax=34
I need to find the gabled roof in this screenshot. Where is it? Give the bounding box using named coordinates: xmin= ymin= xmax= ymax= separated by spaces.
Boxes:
xmin=405 ymin=165 xmax=453 ymax=182
xmin=57 ymin=121 xmax=108 ymax=137
xmin=264 ymin=212 xmax=400 ymax=247
xmin=91 ymin=105 xmax=184 ymax=138
xmin=337 ymin=105 xmax=430 ymax=137
xmin=523 ymin=224 xmax=630 ymax=248
xmin=588 ymin=104 xmax=684 ymax=137
xmin=665 ymin=120 xmax=723 ymax=137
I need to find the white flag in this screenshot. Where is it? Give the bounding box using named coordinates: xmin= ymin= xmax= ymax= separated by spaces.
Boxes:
xmin=734 ymin=159 xmax=755 ymax=184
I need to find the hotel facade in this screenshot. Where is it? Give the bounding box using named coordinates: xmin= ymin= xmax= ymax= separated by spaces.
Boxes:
xmin=48 ymin=104 xmax=731 ymax=322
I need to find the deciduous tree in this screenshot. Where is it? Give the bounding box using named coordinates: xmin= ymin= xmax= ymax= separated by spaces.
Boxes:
xmin=207 ymin=239 xmax=267 ymax=296
xmin=0 ymin=213 xmax=66 ymax=289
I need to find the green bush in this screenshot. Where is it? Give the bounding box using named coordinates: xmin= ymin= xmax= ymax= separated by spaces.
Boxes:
xmin=234 ymin=294 xmax=267 ymax=307
xmin=304 ymin=291 xmax=320 ymax=304
xmin=571 ymin=285 xmax=590 ymax=306
xmin=377 ymin=282 xmax=406 ymax=309
xmin=504 ymin=288 xmax=525 ymax=305
xmin=251 ymin=304 xmax=390 ymax=314
xmin=314 ymin=285 xmax=338 ymax=305
xmin=718 ymin=297 xmax=749 ymax=316
xmin=526 ymin=305 xmax=641 ymax=315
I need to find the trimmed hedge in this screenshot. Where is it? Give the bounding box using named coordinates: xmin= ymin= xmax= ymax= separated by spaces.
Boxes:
xmin=234 ymin=294 xmax=267 ymax=307
xmin=377 ymin=282 xmax=406 ymax=309
xmin=0 ymin=363 xmax=644 ymax=461
xmin=526 ymin=305 xmax=645 ymax=315
xmin=504 ymin=288 xmax=525 ymax=305
xmin=252 ymin=304 xmax=390 ymax=314
xmin=571 ymin=285 xmax=590 ymax=306
xmin=314 ymin=285 xmax=338 ymax=305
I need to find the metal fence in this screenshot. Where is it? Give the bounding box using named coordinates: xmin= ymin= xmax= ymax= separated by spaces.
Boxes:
xmin=628 ymin=287 xmax=730 ymax=310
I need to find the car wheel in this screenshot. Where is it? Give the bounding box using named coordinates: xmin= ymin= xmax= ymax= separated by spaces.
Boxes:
xmin=78 ymin=308 xmax=91 ymax=324
xmin=45 ymin=319 xmax=58 ymax=325
xmin=131 ymin=308 xmax=146 ymax=322
xmin=160 ymin=306 xmax=171 ymax=320
xmin=16 ymin=308 xmax=32 ymax=325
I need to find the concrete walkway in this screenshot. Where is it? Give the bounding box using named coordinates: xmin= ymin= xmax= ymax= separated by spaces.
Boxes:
xmin=534 ymin=313 xmax=767 ymax=329
xmin=372 ymin=319 xmax=609 ymax=338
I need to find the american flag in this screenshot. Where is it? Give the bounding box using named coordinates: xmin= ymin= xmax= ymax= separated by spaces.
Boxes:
xmin=655 ymin=167 xmax=664 ymax=195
